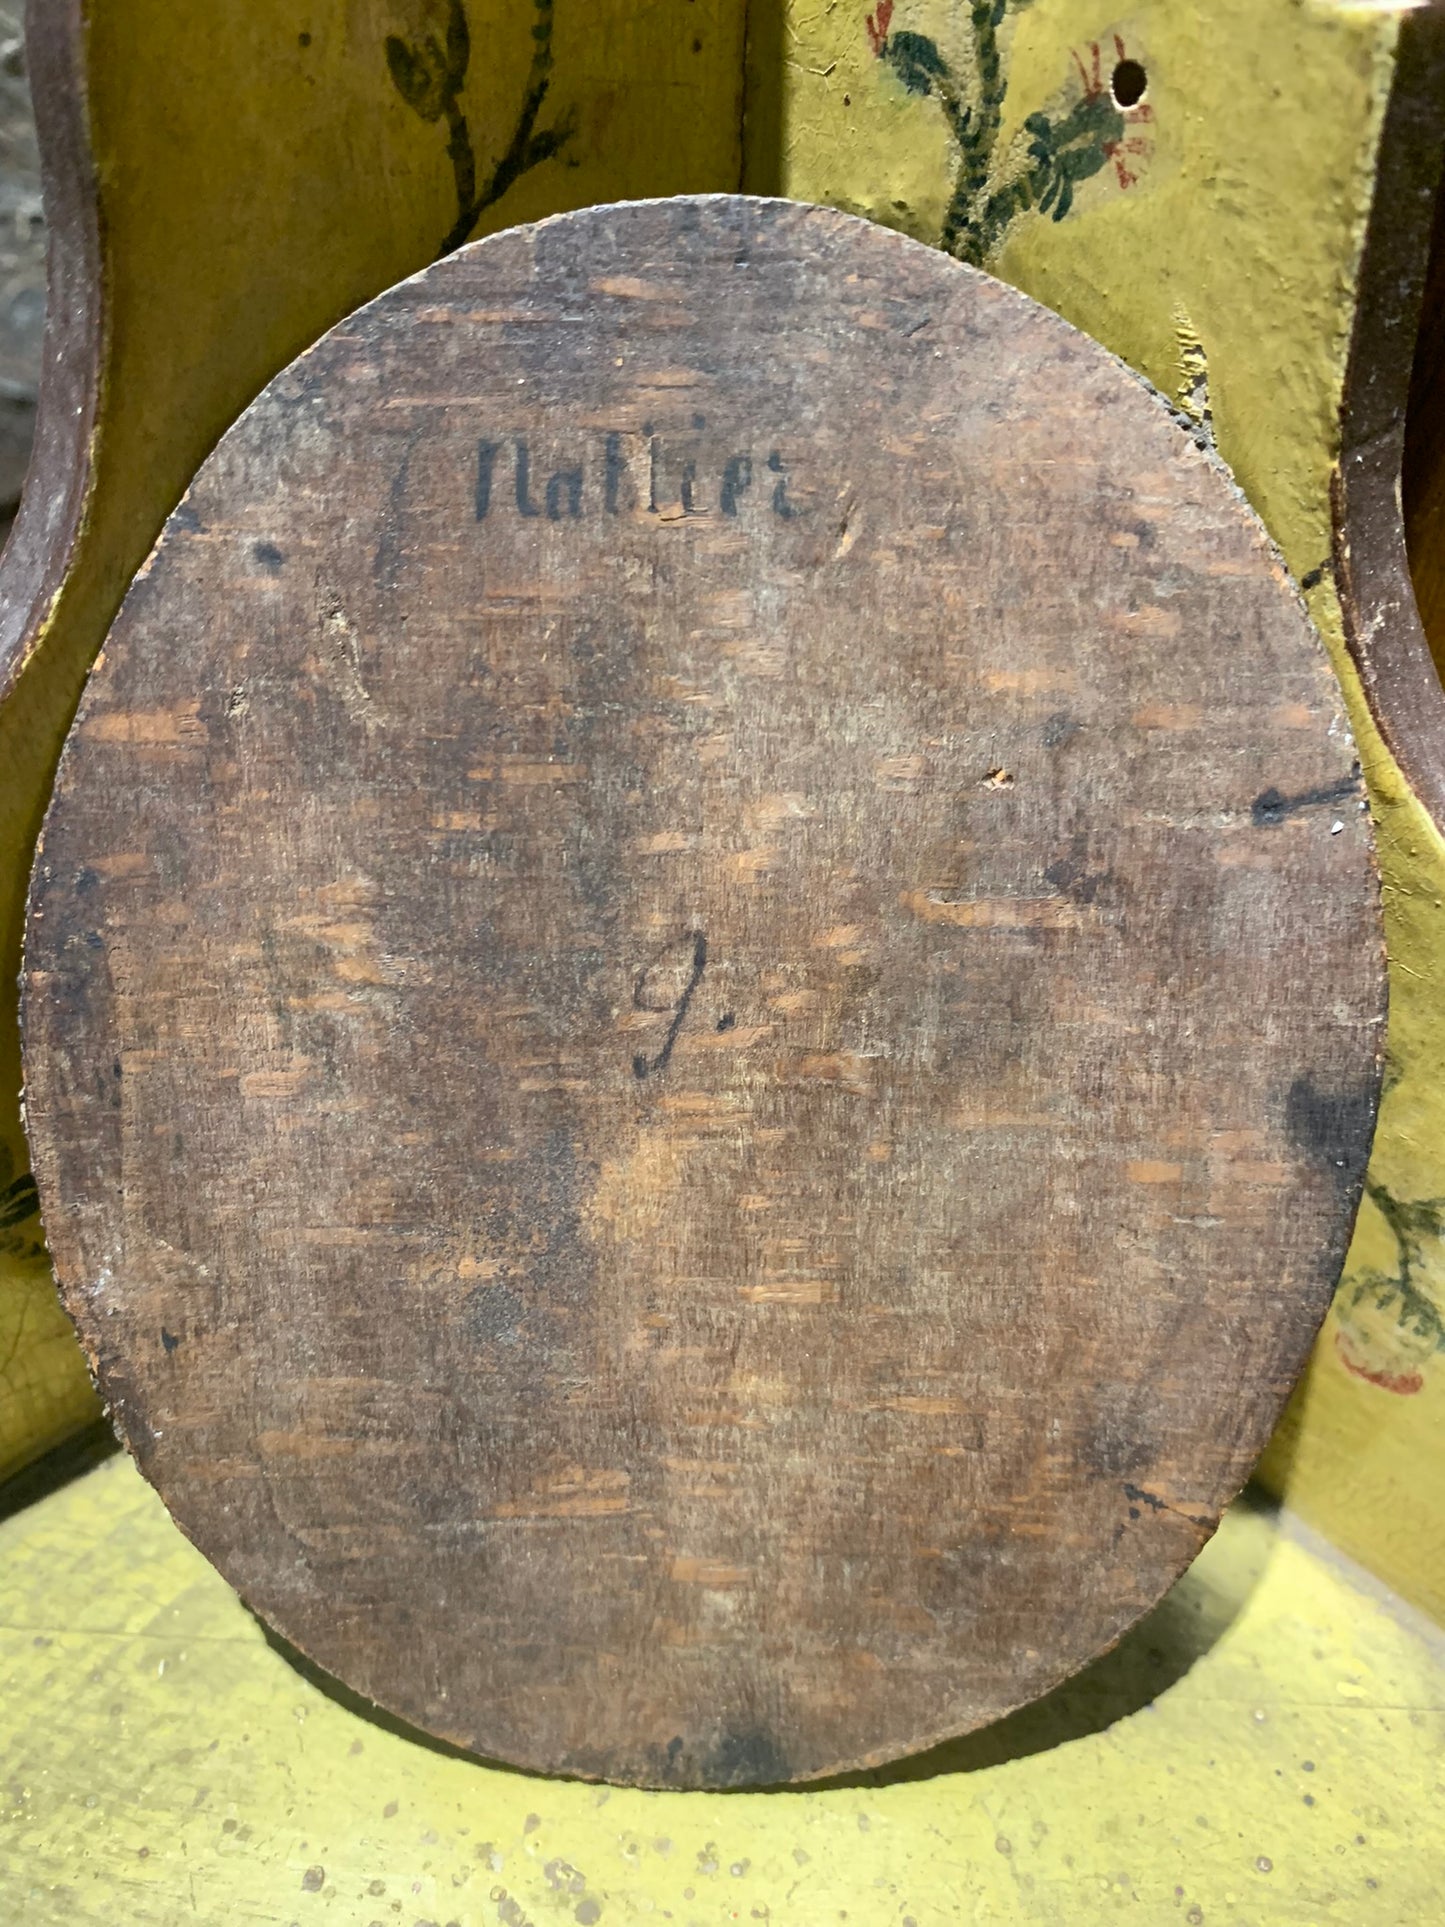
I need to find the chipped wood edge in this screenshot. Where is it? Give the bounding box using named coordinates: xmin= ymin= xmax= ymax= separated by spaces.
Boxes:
xmin=1333 ymin=3 xmax=1445 ymax=828
xmin=0 ymin=0 xmax=102 ymax=704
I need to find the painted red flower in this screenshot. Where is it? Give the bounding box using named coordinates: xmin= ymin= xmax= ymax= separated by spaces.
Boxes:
xmin=866 ymin=1 xmax=894 ymax=58
xmin=1073 ymin=34 xmax=1154 ymax=189
xmin=1335 ymin=1326 xmax=1426 ymax=1396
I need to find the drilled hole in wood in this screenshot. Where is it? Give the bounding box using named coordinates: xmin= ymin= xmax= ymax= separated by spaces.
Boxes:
xmin=1111 ymin=59 xmax=1147 ymax=109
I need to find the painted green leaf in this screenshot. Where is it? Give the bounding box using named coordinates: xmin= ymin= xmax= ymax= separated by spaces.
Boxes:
xmin=885 ymin=31 xmax=951 ymax=98
xmin=386 ymin=34 xmax=449 ymax=122
xmin=1346 ymin=1183 xmax=1445 ymax=1353
xmin=1026 ymin=96 xmax=1122 ymax=221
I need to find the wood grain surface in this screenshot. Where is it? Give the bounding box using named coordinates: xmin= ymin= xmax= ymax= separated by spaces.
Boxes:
xmin=22 ymin=196 xmax=1385 ymax=1788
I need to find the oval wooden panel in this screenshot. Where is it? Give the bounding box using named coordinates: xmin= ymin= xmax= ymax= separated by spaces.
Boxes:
xmin=23 ymin=197 xmax=1384 ymax=1788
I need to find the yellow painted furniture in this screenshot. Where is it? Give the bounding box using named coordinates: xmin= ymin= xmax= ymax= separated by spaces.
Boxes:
xmin=4 ymin=1448 xmax=1443 ymax=1924
xmin=5 ymin=0 xmax=1445 ymax=1912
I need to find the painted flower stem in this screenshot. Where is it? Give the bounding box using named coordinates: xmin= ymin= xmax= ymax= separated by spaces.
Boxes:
xmin=387 ymin=0 xmax=572 ymax=261
xmin=439 ymin=0 xmax=572 ymax=257
xmin=941 ymin=0 xmax=1008 ymax=263
xmin=871 ymin=8 xmax=1146 ymax=268
xmin=442 ymin=96 xmax=479 ymax=248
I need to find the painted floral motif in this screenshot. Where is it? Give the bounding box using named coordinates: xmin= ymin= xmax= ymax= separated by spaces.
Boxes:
xmin=1073 ymin=35 xmax=1153 ymax=190
xmin=386 ymin=0 xmax=573 ymax=259
xmin=868 ymin=4 xmax=1153 ymax=266
xmin=1334 ymin=1179 xmax=1445 ymax=1395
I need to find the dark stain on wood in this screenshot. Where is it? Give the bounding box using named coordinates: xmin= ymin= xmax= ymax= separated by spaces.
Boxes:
xmin=1250 ymin=774 xmax=1360 ymax=827
xmin=22 ymin=197 xmax=1385 ymax=1788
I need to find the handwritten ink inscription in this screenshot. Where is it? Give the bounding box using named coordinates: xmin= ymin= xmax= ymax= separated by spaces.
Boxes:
xmin=475 ymin=425 xmax=803 ymax=525
xmin=632 ymin=931 xmax=707 ymax=1080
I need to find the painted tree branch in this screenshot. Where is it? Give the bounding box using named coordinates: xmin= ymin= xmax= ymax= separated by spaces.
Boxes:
xmin=387 ymin=0 xmax=574 ymax=261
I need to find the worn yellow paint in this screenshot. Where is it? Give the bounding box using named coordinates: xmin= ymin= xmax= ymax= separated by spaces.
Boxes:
xmin=0 ymin=0 xmax=748 ymax=1483
xmin=3 ymin=1452 xmax=1443 ymax=1923
xmin=774 ymin=0 xmax=1445 ymax=1624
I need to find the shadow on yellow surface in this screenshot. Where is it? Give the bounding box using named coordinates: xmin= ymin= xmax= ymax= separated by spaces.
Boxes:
xmin=1 ymin=1426 xmax=1266 ymax=1794
xmin=3 ymin=1448 xmax=1442 ymax=1923
xmin=259 ymin=1492 xmax=1266 ymax=1792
